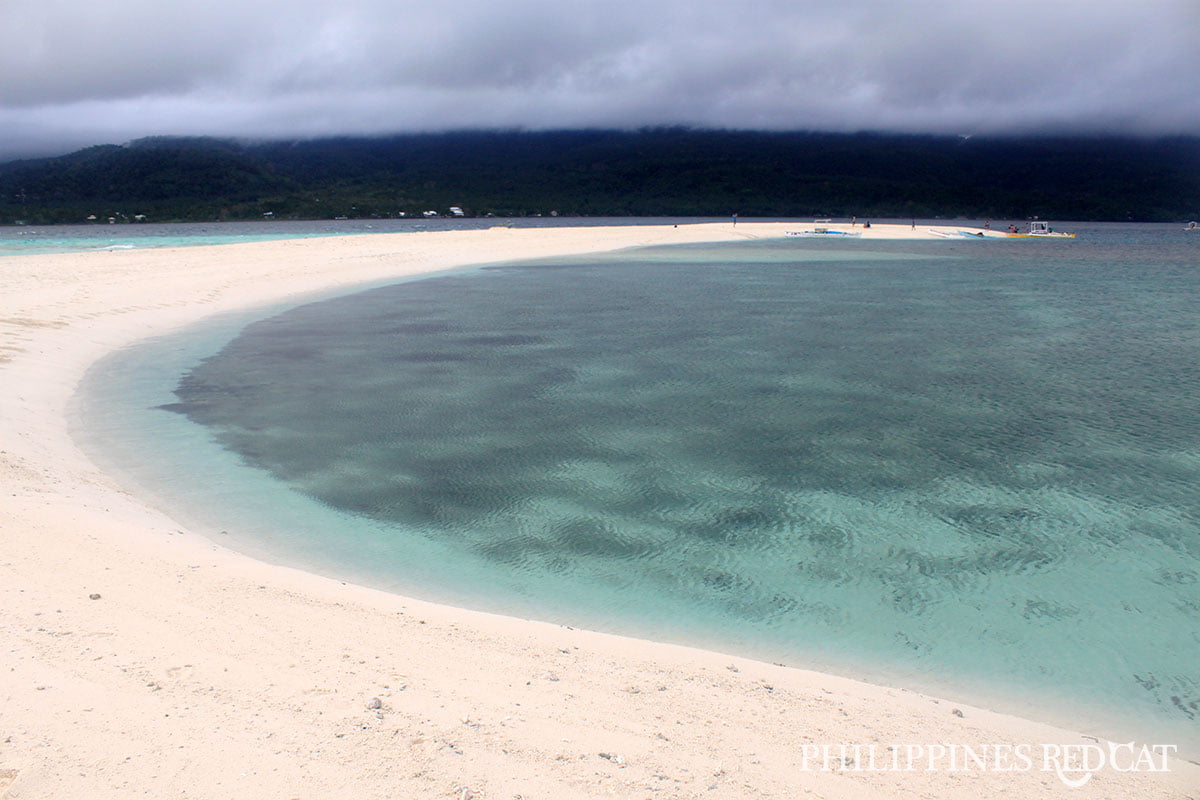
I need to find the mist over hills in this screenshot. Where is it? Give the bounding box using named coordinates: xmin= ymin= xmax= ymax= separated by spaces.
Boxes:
xmin=1 ymin=130 xmax=1197 ymax=224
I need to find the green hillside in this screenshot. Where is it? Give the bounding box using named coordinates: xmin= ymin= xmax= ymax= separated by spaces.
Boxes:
xmin=1 ymin=130 xmax=1197 ymax=224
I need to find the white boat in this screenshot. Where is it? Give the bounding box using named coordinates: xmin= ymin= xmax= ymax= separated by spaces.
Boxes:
xmin=786 ymin=227 xmax=862 ymax=238
xmin=1006 ymin=221 xmax=1075 ymax=239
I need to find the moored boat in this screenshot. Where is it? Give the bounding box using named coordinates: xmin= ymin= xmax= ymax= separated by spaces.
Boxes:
xmin=1007 ymin=221 xmax=1075 ymax=239
xmin=786 ymin=228 xmax=862 ymax=237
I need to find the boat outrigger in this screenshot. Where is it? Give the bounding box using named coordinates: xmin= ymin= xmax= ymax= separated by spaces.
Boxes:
xmin=1007 ymin=221 xmax=1075 ymax=239
xmin=785 ymin=227 xmax=862 ymax=238
xmin=926 ymin=229 xmax=988 ymax=239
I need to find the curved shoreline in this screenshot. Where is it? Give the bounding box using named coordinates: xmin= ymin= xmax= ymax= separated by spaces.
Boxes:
xmin=2 ymin=222 xmax=1195 ymax=798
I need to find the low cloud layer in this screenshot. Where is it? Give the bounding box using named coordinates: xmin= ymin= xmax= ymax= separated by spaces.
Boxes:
xmin=2 ymin=0 xmax=1198 ymax=159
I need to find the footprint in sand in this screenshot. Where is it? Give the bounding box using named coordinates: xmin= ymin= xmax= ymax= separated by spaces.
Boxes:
xmin=0 ymin=769 xmax=18 ymax=798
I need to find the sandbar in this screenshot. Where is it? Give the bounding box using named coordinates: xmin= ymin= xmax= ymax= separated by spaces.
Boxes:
xmin=1 ymin=222 xmax=1194 ymax=798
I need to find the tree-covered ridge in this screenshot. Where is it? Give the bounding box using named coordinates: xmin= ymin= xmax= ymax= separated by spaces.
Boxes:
xmin=1 ymin=130 xmax=1197 ymax=224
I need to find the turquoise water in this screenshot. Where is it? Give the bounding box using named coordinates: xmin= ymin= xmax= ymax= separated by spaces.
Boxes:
xmin=0 ymin=221 xmax=337 ymax=256
xmin=77 ymin=224 xmax=1200 ymax=752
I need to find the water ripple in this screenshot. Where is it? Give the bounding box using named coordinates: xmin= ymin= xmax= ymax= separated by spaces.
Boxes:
xmin=162 ymin=235 xmax=1200 ymax=751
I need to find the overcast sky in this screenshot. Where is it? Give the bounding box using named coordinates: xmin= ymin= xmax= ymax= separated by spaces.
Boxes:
xmin=2 ymin=0 xmax=1198 ymax=160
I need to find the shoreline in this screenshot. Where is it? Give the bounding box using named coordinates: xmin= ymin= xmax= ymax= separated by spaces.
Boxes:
xmin=2 ymin=222 xmax=1195 ymax=798
xmin=0 ymin=217 xmax=1008 ymax=259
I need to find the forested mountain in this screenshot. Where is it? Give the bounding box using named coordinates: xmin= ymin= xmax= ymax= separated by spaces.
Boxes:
xmin=1 ymin=130 xmax=1197 ymax=224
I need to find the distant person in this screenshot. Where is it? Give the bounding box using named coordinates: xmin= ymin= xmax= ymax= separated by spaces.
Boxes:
xmin=911 ymin=219 xmax=916 ymax=230
xmin=732 ymin=213 xmax=738 ymax=226
xmin=863 ymin=220 xmax=871 ymax=228
xmin=984 ymin=220 xmax=991 ymax=230
xmin=852 ymin=216 xmax=857 ymax=226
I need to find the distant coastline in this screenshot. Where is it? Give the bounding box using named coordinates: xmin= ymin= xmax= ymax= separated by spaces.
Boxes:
xmin=2 ymin=130 xmax=1197 ymax=225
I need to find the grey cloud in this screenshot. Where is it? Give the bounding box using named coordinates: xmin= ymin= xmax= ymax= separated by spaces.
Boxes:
xmin=1 ymin=0 xmax=1197 ymax=159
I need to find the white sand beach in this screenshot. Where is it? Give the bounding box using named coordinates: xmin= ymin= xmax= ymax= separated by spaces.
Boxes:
xmin=1 ymin=221 xmax=1195 ymax=799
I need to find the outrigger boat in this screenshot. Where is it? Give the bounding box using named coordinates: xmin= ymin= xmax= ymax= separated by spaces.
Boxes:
xmin=926 ymin=229 xmax=987 ymax=238
xmin=786 ymin=227 xmax=862 ymax=238
xmin=1007 ymin=221 xmax=1075 ymax=239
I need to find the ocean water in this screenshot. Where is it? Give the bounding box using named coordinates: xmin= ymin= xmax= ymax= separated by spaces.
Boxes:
xmin=0 ymin=220 xmax=337 ymax=256
xmin=76 ymin=223 xmax=1200 ymax=752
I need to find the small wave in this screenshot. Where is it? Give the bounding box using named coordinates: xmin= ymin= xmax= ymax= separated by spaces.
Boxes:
xmin=92 ymin=244 xmax=138 ymax=251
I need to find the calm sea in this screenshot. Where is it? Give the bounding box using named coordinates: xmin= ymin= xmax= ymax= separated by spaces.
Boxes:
xmin=75 ymin=221 xmax=1200 ymax=753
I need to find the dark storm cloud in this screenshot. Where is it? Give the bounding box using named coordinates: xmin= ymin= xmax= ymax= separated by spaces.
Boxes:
xmin=2 ymin=0 xmax=1197 ymax=159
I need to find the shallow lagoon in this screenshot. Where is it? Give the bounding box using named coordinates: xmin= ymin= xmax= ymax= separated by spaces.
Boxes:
xmin=79 ymin=224 xmax=1200 ymax=752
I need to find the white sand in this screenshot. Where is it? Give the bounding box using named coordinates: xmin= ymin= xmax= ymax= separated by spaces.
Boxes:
xmin=1 ymin=222 xmax=1194 ymax=799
